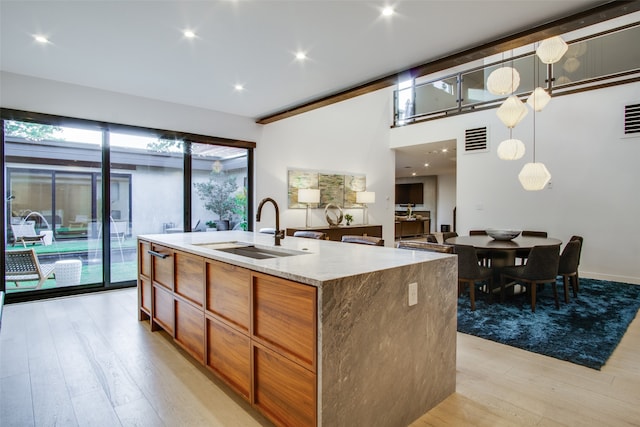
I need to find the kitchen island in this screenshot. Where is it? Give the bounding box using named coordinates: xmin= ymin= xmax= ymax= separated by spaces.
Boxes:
xmin=137 ymin=230 xmax=457 ymax=427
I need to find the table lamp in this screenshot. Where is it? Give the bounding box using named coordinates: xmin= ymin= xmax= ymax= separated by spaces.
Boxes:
xmin=356 ymin=191 xmax=375 ymax=225
xmin=298 ymin=188 xmax=320 ymax=228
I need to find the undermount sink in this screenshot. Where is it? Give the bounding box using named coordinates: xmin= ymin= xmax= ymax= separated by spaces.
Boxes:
xmin=194 ymin=241 xmax=308 ymax=259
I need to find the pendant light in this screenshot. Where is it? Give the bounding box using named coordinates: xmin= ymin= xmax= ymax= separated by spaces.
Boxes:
xmin=497 ymin=95 xmax=528 ymax=127
xmin=487 ymin=66 xmax=520 ymax=95
xmin=497 ymin=127 xmax=525 ymax=160
xmin=526 ymin=87 xmax=551 ymax=112
xmin=519 ymin=47 xmax=551 ymax=191
xmin=536 ymin=36 xmax=568 ymax=64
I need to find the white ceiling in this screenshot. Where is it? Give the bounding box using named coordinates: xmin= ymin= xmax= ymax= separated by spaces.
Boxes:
xmin=0 ymin=0 xmax=605 ymax=121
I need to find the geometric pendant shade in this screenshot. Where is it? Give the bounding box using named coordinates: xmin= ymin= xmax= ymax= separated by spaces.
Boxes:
xmin=526 ymin=87 xmax=551 ymax=111
xmin=497 ymin=95 xmax=528 ymax=128
xmin=518 ymin=162 xmax=552 ymax=191
xmin=536 ymin=36 xmax=568 ymax=64
xmin=487 ymin=66 xmax=520 ymax=95
xmin=497 ymin=138 xmax=526 ymax=160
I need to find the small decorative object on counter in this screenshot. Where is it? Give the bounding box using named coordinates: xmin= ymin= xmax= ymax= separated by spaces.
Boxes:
xmin=344 ymin=214 xmax=353 ymax=226
xmin=324 ymin=203 xmax=344 ymax=226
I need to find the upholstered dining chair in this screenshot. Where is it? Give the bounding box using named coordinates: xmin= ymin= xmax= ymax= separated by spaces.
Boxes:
xmin=558 ymin=239 xmax=583 ymax=302
xmin=341 ymin=235 xmax=384 ymax=246
xmin=425 ymin=234 xmax=438 ymax=243
xmin=516 ymin=230 xmax=549 ymax=264
xmin=500 ymin=244 xmax=560 ymax=312
xmin=293 ymin=230 xmax=326 ymax=240
xmin=441 ymin=231 xmax=458 ymax=243
xmin=455 ymin=245 xmax=494 ymax=310
xmin=469 ymin=229 xmax=489 ymax=265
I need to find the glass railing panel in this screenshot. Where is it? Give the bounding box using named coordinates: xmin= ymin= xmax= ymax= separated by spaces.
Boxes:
xmin=553 ymin=25 xmax=640 ymax=87
xmin=413 ymin=75 xmax=459 ymax=117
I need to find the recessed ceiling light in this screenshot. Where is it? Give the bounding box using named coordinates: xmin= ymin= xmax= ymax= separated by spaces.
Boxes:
xmin=382 ymin=6 xmax=395 ymax=17
xmin=424 ymin=163 xmax=429 ymax=167
xmin=295 ymin=51 xmax=307 ymax=61
xmin=234 ymin=84 xmax=244 ymax=92
xmin=183 ymin=30 xmax=196 ymax=38
xmin=411 ymin=172 xmax=416 ymax=176
xmin=34 ymin=35 xmax=49 ymax=43
xmin=442 ymin=148 xmax=448 ymax=153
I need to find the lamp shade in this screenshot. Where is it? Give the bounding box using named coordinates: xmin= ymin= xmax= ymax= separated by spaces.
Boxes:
xmin=298 ymin=188 xmax=320 ymax=204
xmin=526 ymin=87 xmax=551 ymax=111
xmin=497 ymin=138 xmax=525 ymax=160
xmin=356 ymin=191 xmax=375 ymax=204
xmin=497 ymin=95 xmax=528 ymax=128
xmin=536 ymin=36 xmax=568 ymax=64
xmin=486 ymin=66 xmax=520 ymax=95
xmin=518 ymin=162 xmax=551 ymax=191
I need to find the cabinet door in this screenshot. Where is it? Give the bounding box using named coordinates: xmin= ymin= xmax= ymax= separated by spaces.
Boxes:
xmin=174 ymin=251 xmax=204 ymax=307
xmin=175 ymin=298 xmax=205 ymax=363
xmin=253 ymin=343 xmax=316 ymax=427
xmin=138 ymin=239 xmax=151 ymax=279
xmin=206 ymin=317 xmax=251 ymax=401
xmin=206 ymin=260 xmax=250 ymax=333
xmin=152 ymin=284 xmax=174 ymax=334
xmin=139 ymin=277 xmax=152 ymax=319
xmin=151 ymin=244 xmax=174 ymax=291
xmin=252 ymin=273 xmax=316 ymax=371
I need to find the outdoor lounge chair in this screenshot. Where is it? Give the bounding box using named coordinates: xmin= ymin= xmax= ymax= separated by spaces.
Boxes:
xmin=5 ymin=248 xmax=56 ymax=289
xmin=10 ymin=221 xmax=50 ymax=247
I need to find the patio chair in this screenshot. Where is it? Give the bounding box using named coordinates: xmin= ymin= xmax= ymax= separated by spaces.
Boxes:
xmin=10 ymin=221 xmax=48 ymax=247
xmin=5 ymin=249 xmax=56 ymax=289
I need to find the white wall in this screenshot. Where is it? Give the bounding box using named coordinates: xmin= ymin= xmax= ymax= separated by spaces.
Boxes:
xmin=391 ymin=82 xmax=640 ymax=284
xmin=257 ymin=88 xmax=397 ymax=245
xmin=436 ymin=172 xmax=456 ymax=232
xmin=0 ymin=72 xmax=261 ymax=141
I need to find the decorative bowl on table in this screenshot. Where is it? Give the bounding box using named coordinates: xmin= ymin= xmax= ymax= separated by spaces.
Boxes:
xmin=486 ymin=229 xmax=522 ymax=241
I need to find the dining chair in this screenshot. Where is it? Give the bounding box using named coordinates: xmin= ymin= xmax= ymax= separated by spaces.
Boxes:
xmin=441 ymin=231 xmax=458 ymax=243
xmin=341 ymin=235 xmax=384 ymax=246
xmin=425 ymin=234 xmax=438 ymax=243
xmin=455 ymin=245 xmax=494 ymax=310
xmin=469 ymin=230 xmax=489 ymax=265
xmin=516 ymin=230 xmax=549 ymax=264
xmin=293 ymin=230 xmax=326 ymax=240
xmin=558 ymin=239 xmax=583 ymax=301
xmin=500 ymin=244 xmax=560 ymax=312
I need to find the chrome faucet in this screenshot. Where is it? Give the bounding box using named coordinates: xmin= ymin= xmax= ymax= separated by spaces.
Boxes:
xmin=256 ymin=197 xmax=285 ymax=246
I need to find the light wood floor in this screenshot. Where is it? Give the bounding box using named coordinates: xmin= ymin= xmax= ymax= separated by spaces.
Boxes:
xmin=1 ymin=288 xmax=639 ymax=427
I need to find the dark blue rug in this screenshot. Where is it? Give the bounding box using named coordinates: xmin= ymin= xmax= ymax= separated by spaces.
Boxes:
xmin=457 ymin=278 xmax=640 ymax=370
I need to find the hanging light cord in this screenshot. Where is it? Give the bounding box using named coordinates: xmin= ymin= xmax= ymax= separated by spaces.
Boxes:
xmin=532 ymin=45 xmax=537 ymax=163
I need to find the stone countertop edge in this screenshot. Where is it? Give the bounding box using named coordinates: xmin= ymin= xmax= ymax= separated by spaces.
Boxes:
xmin=138 ymin=230 xmax=454 ymax=287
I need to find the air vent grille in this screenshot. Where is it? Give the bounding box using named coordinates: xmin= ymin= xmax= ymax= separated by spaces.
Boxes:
xmin=465 ymin=127 xmax=487 ymax=152
xmin=624 ymin=103 xmax=640 ymax=135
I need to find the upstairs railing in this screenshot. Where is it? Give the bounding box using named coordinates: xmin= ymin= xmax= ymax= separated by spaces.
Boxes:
xmin=394 ymin=22 xmax=640 ymax=126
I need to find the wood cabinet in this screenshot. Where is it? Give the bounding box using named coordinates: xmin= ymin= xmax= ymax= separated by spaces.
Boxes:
xmin=395 ymin=218 xmax=430 ymax=239
xmin=286 ymin=224 xmax=382 ymax=242
xmin=138 ymin=238 xmax=317 ymax=427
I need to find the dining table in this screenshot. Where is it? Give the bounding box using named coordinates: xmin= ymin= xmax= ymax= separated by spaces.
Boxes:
xmin=445 ymin=234 xmax=562 ymax=288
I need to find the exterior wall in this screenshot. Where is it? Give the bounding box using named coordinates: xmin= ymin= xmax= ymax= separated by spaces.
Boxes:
xmin=391 ymin=82 xmax=640 ymax=284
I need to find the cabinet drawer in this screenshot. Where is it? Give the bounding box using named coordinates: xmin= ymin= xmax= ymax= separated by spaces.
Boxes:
xmin=152 ymin=284 xmax=174 ymax=334
xmin=151 ymin=244 xmax=174 ymax=290
xmin=207 ymin=260 xmax=250 ymax=332
xmin=175 ymin=298 xmax=205 ymax=363
xmin=174 ymin=251 xmax=204 ymax=307
xmin=253 ymin=344 xmax=316 ymax=427
xmin=206 ymin=317 xmax=251 ymax=400
xmin=252 ymin=273 xmax=316 ymax=371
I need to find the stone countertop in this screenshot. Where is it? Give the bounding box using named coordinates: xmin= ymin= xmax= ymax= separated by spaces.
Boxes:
xmin=138 ymin=230 xmax=453 ymax=287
